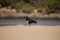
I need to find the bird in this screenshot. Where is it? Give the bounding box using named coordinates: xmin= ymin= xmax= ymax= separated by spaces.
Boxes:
xmin=25 ymin=17 xmax=37 ymax=25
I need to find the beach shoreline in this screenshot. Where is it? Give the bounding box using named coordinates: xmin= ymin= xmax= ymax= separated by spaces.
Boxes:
xmin=0 ymin=25 xmax=60 ymax=40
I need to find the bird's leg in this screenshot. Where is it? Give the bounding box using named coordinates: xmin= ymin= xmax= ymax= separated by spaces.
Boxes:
xmin=29 ymin=23 xmax=31 ymax=27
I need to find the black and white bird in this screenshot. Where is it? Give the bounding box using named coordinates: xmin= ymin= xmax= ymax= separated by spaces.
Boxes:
xmin=25 ymin=17 xmax=37 ymax=25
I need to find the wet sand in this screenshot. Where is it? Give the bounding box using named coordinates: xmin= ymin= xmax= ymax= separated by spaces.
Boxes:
xmin=0 ymin=25 xmax=60 ymax=40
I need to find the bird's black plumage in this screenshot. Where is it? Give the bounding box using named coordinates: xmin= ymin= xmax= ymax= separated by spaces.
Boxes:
xmin=25 ymin=17 xmax=37 ymax=25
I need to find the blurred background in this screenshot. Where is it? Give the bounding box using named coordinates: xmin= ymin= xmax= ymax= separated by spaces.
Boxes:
xmin=0 ymin=0 xmax=60 ymax=18
xmin=0 ymin=0 xmax=60 ymax=25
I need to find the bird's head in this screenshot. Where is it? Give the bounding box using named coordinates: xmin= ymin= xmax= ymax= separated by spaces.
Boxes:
xmin=25 ymin=16 xmax=30 ymax=21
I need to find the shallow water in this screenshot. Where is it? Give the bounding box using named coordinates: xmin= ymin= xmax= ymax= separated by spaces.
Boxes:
xmin=0 ymin=18 xmax=60 ymax=26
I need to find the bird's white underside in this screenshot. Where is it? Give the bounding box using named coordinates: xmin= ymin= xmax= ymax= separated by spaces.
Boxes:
xmin=26 ymin=21 xmax=29 ymax=24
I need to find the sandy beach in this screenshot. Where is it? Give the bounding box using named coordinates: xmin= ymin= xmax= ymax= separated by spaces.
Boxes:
xmin=0 ymin=25 xmax=60 ymax=40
